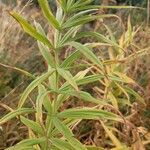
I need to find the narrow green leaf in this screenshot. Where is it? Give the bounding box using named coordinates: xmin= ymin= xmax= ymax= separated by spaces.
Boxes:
xmin=60 ymin=50 xmax=81 ymax=68
xmin=51 ymin=118 xmax=80 ymax=137
xmin=6 ymin=146 xmax=35 ymax=150
xmin=76 ymin=74 xmax=103 ymax=86
xmin=48 ymin=69 xmax=58 ymax=90
xmin=38 ymin=0 xmax=60 ymax=30
xmin=37 ymin=42 xmax=55 ymax=67
xmin=18 ymin=69 xmax=55 ymax=108
xmin=73 ymin=5 xmax=142 ymax=12
xmin=10 ymin=12 xmax=53 ymax=48
xmin=52 ymin=117 xmax=87 ymax=150
xmin=17 ymin=137 xmax=46 ymax=146
xmin=0 ymin=108 xmax=34 ymax=125
xmin=60 ymin=26 xmax=81 ymax=46
xmin=34 ymin=21 xmax=46 ymax=37
xmin=20 ymin=116 xmax=44 ymax=135
xmin=86 ymin=146 xmax=104 ymax=150
xmin=67 ymin=42 xmax=103 ymax=68
xmin=63 ymin=14 xmax=118 ymax=29
xmin=64 ymin=0 xmax=93 ymax=13
xmin=51 ymin=138 xmax=75 ymax=150
xmin=58 ymin=108 xmax=119 ymax=121
xmin=36 ymin=90 xmax=52 ymax=122
xmin=60 ymin=90 xmax=107 ymax=105
xmin=52 ymin=117 xmax=73 ymax=137
xmin=59 ymin=74 xmax=130 ymax=92
xmin=59 ymin=68 xmax=91 ymax=91
xmin=56 ymin=6 xmax=63 ymax=23
xmin=57 ymin=68 xmax=78 ymax=91
xmin=63 ymin=9 xmax=97 ymax=26
xmin=73 ymin=32 xmax=120 ymax=48
xmin=67 ymin=0 xmax=75 ymax=11
xmin=6 ymin=138 xmax=46 ymax=150
xmin=73 ymin=68 xmax=91 ymax=80
xmin=55 ymin=94 xmax=69 ymax=110
xmin=38 ymin=85 xmax=52 ymax=113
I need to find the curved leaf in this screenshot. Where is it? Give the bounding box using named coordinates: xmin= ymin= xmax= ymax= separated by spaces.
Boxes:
xmin=20 ymin=116 xmax=44 ymax=135
xmin=10 ymin=12 xmax=53 ymax=48
xmin=52 ymin=117 xmax=87 ymax=150
xmin=58 ymin=108 xmax=120 ymax=121
xmin=51 ymin=138 xmax=75 ymax=150
xmin=0 ymin=108 xmax=34 ymax=125
xmin=66 ymin=42 xmax=103 ymax=68
xmin=18 ymin=69 xmax=55 ymax=108
xmin=57 ymin=68 xmax=78 ymax=91
xmin=38 ymin=0 xmax=60 ymax=30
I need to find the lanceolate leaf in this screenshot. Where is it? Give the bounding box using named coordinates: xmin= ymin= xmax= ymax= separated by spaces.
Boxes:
xmin=17 ymin=137 xmax=46 ymax=146
xmin=64 ymin=9 xmax=97 ymax=24
xmin=6 ymin=146 xmax=35 ymax=150
xmin=60 ymin=90 xmax=107 ymax=105
xmin=0 ymin=108 xmax=34 ymax=125
xmin=20 ymin=116 xmax=44 ymax=135
xmin=57 ymin=68 xmax=78 ymax=91
xmin=59 ymin=74 xmax=103 ymax=92
xmin=60 ymin=26 xmax=81 ymax=46
xmin=35 ymin=22 xmax=55 ymax=67
xmin=59 ymin=68 xmax=91 ymax=91
xmin=54 ymin=94 xmax=69 ymax=110
xmin=6 ymin=138 xmax=46 ymax=150
xmin=51 ymin=138 xmax=75 ymax=150
xmin=73 ymin=5 xmax=141 ymax=12
xmin=62 ymin=14 xmax=118 ymax=29
xmin=58 ymin=108 xmax=120 ymax=121
xmin=38 ymin=85 xmax=52 ymax=113
xmin=18 ymin=69 xmax=55 ymax=108
xmin=73 ymin=32 xmax=120 ymax=48
xmin=67 ymin=42 xmax=103 ymax=68
xmin=34 ymin=21 xmax=46 ymax=37
xmin=10 ymin=12 xmax=53 ymax=48
xmin=37 ymin=42 xmax=55 ymax=67
xmin=70 ymin=0 xmax=94 ymax=11
xmin=52 ymin=117 xmax=87 ymax=150
xmin=36 ymin=90 xmax=52 ymax=122
xmin=60 ymin=50 xmax=81 ymax=68
xmin=59 ymin=74 xmax=128 ymax=92
xmin=52 ymin=117 xmax=73 ymax=138
xmin=38 ymin=0 xmax=60 ymax=30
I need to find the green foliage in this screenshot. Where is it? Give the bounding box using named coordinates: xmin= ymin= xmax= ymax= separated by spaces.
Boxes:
xmin=0 ymin=0 xmax=147 ymax=149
